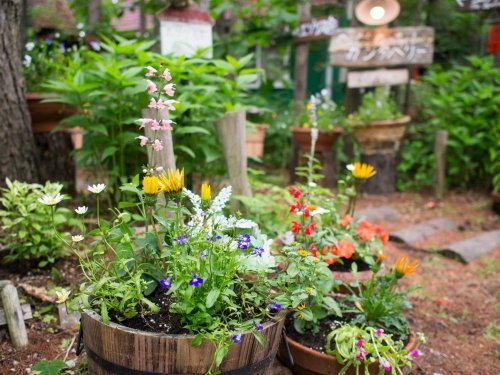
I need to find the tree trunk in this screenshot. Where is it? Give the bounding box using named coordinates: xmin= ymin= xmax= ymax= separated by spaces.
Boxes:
xmin=293 ymin=2 xmax=311 ymax=113
xmin=0 ymin=0 xmax=39 ymax=185
xmin=87 ymin=0 xmax=101 ymax=34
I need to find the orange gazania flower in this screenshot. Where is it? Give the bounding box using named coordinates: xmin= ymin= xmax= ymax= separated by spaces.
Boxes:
xmin=394 ymin=256 xmax=419 ymax=277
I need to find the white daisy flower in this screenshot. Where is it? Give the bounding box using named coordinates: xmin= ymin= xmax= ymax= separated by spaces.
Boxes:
xmin=55 ymin=289 xmax=71 ymax=304
xmin=38 ymin=193 xmax=63 ymax=206
xmin=88 ymin=184 xmax=106 ymax=194
xmin=72 ymin=235 xmax=84 ymax=243
xmin=74 ymin=206 xmax=88 ymax=215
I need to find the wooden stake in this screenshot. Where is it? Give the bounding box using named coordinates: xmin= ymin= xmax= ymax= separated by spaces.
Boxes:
xmin=293 ymin=1 xmax=311 ymax=112
xmin=215 ymin=112 xmax=252 ymax=212
xmin=142 ymin=108 xmax=176 ymax=171
xmin=0 ymin=283 xmax=28 ymax=348
xmin=434 ymin=129 xmax=448 ymax=200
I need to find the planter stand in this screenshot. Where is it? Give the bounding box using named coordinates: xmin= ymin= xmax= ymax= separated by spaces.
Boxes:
xmin=290 ymin=128 xmax=343 ymax=188
xmin=353 ymin=116 xmax=411 ymax=194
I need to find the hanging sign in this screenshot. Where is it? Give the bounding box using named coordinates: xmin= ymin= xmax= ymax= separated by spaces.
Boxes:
xmin=329 ymin=27 xmax=434 ymax=67
xmin=347 ymin=69 xmax=409 ymax=88
xmin=293 ymin=16 xmax=339 ymax=43
xmin=487 ymin=25 xmax=500 ymax=54
xmin=456 ymin=0 xmax=500 ymax=11
xmin=158 ymin=4 xmax=214 ymax=58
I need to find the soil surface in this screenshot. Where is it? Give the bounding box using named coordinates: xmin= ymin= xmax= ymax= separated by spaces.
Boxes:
xmin=0 ymin=191 xmax=499 ymax=375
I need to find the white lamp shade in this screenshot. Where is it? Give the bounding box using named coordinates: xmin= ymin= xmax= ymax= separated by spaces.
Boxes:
xmin=355 ymin=0 xmax=401 ymax=26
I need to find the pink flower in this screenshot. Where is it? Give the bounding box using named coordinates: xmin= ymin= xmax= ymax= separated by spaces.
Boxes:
xmin=148 ymin=98 xmax=160 ymax=109
xmin=146 ymin=79 xmax=158 ymax=94
xmin=164 ymin=83 xmax=176 ymax=96
xmin=376 ymin=328 xmax=383 ymax=337
xmin=136 ymin=136 xmax=149 ymax=147
xmin=149 ymin=119 xmax=161 ymax=131
xmin=162 ymin=100 xmax=177 ymax=111
xmin=145 ymin=66 xmax=157 ymax=77
xmin=160 ymin=119 xmax=173 ymax=131
xmin=408 ymin=350 xmax=422 ymax=359
xmin=161 ymin=68 xmax=172 ymax=81
xmin=356 ymin=339 xmax=363 ymax=349
xmin=152 ymin=139 xmax=163 ymax=152
xmin=381 ymin=361 xmax=391 ymax=373
xmin=137 ymin=118 xmax=153 ymax=129
xmin=356 ymin=350 xmax=366 ymax=361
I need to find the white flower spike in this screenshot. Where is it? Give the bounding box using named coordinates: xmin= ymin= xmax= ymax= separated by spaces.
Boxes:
xmin=88 ymin=184 xmax=106 ymax=194
xmin=38 ymin=193 xmax=63 ymax=206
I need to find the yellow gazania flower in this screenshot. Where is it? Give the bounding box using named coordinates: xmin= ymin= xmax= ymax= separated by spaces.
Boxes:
xmin=142 ymin=176 xmax=160 ymax=195
xmin=305 ymin=287 xmax=313 ymax=295
xmin=159 ymin=169 xmax=184 ymax=194
xmin=350 ymin=162 xmax=376 ymax=180
xmin=201 ymin=183 xmax=211 ymax=201
xmin=297 ymin=303 xmax=306 ymax=311
xmin=394 ymin=256 xmax=419 ymax=278
xmin=298 ymin=249 xmax=309 ymax=257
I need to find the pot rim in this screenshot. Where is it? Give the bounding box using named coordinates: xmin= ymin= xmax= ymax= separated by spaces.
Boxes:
xmin=82 ymin=309 xmax=286 ymax=339
xmin=355 ymin=115 xmax=411 ymax=128
xmin=291 ymin=127 xmax=344 ymax=135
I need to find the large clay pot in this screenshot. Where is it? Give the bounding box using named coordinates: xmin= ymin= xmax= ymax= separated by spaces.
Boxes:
xmin=291 ymin=127 xmax=343 ymax=152
xmin=81 ymin=311 xmax=285 ymax=375
xmin=246 ymin=124 xmax=269 ymax=158
xmin=278 ymin=331 xmax=416 ymax=375
xmin=26 ymin=92 xmax=82 ymax=149
xmin=352 ymin=116 xmax=411 ymax=155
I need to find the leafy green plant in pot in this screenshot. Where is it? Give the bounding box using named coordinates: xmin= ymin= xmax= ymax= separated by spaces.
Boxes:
xmin=41 ymin=65 xmax=332 ymax=375
xmin=279 ymin=255 xmax=426 ymax=375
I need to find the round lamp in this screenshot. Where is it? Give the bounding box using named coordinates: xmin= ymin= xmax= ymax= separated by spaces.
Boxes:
xmin=355 ymin=0 xmax=401 ymax=26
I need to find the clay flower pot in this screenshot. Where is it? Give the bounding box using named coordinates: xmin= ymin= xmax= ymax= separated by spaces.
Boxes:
xmin=80 ymin=311 xmax=285 ymax=375
xmin=352 ymin=116 xmax=411 ymax=155
xmin=291 ymin=127 xmax=343 ymax=152
xmin=278 ymin=332 xmax=416 ymax=375
xmin=246 ymin=124 xmax=269 ymax=158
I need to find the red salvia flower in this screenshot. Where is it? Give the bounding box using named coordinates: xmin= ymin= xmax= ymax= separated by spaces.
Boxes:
xmin=288 ymin=186 xmax=302 ymax=199
xmin=303 ymin=222 xmax=316 ymax=236
xmin=291 ymin=220 xmax=301 ymax=234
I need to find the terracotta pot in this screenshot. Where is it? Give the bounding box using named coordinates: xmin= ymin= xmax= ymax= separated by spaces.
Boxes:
xmin=26 ymin=93 xmax=82 ymax=149
xmin=278 ymin=332 xmax=416 ymax=375
xmin=246 ymin=124 xmax=269 ymax=158
xmin=353 ymin=116 xmax=411 ymax=155
xmin=80 ymin=311 xmax=285 ymax=375
xmin=291 ymin=127 xmax=343 ymax=152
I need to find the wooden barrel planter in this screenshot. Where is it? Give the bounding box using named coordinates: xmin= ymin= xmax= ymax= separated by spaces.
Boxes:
xmin=291 ymin=127 xmax=343 ymax=153
xmin=352 ymin=116 xmax=411 ymax=194
xmin=80 ymin=311 xmax=285 ymax=375
xmin=278 ymin=332 xmax=416 ymax=375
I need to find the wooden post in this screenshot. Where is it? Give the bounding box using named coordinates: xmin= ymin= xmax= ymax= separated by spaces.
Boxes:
xmin=434 ymin=129 xmax=448 ymax=200
xmin=215 ymin=112 xmax=252 ymax=212
xmin=142 ymin=108 xmax=176 ymax=172
xmin=0 ymin=282 xmax=28 ymax=348
xmin=293 ymin=1 xmax=311 ymax=111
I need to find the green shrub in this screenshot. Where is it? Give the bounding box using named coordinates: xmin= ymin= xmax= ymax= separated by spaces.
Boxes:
xmin=398 ymin=56 xmax=500 ymax=191
xmin=0 ymin=179 xmax=80 ymax=267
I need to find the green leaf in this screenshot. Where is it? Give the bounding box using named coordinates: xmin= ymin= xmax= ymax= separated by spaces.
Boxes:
xmin=191 ymin=334 xmax=203 ymax=347
xmin=252 ymin=330 xmax=265 ymax=346
xmin=175 ymin=126 xmax=211 ymax=135
xmin=206 ymin=289 xmax=220 ymax=308
xmin=32 ymin=359 xmax=68 ymax=375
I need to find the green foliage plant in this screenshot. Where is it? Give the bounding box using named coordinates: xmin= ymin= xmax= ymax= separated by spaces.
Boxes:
xmin=42 ymin=65 xmax=330 ymax=374
xmin=295 ymin=90 xmax=347 ymax=131
xmin=398 ymin=56 xmax=500 ymax=190
xmin=0 ymin=179 xmax=80 ymax=267
xmin=349 ymin=87 xmax=402 ymax=126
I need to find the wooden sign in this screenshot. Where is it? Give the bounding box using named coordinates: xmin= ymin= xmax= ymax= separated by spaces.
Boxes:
xmin=347 ymin=69 xmax=409 ymax=88
xmin=293 ymin=16 xmax=339 ymax=43
xmin=456 ymin=0 xmax=500 ymax=11
xmin=329 ymin=27 xmax=434 ymax=67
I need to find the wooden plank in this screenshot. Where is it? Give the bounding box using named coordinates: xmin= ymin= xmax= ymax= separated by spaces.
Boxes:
xmin=292 ymin=15 xmax=339 ymax=43
xmin=390 ymin=218 xmax=457 ymax=244
xmin=456 ymin=0 xmax=500 ymax=11
xmin=434 ymin=129 xmax=448 ymax=200
xmin=329 ymin=27 xmax=434 ymax=67
xmin=347 ymin=69 xmax=409 ymax=88
xmin=0 ymin=284 xmax=28 ymax=348
xmin=293 ymin=2 xmax=311 ymax=105
xmin=0 ymin=304 xmax=32 ymax=326
xmin=440 ymin=230 xmax=500 ymax=263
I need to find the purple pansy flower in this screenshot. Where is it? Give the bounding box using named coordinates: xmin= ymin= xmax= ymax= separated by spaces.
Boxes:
xmin=239 ymin=234 xmax=251 ymax=242
xmin=199 ymin=250 xmax=208 ymax=258
xmin=232 ymin=333 xmax=242 ymax=344
xmin=253 ymin=321 xmax=264 ymax=331
xmin=159 ymin=276 xmax=172 ymax=289
xmin=189 ymin=272 xmax=203 ymax=287
xmin=173 ymin=235 xmax=188 ymax=245
xmin=251 ymin=247 xmax=264 ymax=257
xmin=269 ymin=302 xmax=282 ymax=313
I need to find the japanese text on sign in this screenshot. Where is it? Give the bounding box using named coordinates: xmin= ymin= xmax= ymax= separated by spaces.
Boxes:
xmin=329 ymin=27 xmax=434 ymax=67
xmin=293 ymin=16 xmax=339 ymax=43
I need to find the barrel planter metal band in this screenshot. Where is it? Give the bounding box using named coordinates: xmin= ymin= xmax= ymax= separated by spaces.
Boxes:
xmin=81 ymin=311 xmax=285 ymax=375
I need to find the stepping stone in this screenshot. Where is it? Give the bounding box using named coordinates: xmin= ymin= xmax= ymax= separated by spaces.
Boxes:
xmin=439 ymin=230 xmax=500 ymax=263
xmin=390 ymin=218 xmax=457 ymax=244
xmin=354 ymin=207 xmax=398 ymax=222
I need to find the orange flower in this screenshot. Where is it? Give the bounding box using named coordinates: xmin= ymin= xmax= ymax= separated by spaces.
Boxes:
xmin=375 ymin=226 xmax=389 ymax=244
xmin=339 ymin=214 xmax=353 ymax=227
xmin=356 ymin=220 xmax=376 ymax=242
xmin=394 ymin=256 xmax=419 ymax=277
xmin=331 ymin=240 xmax=355 ymax=259
xmin=377 ymin=253 xmax=386 ymax=263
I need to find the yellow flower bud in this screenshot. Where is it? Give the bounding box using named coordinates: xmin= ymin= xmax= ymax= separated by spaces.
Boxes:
xmin=201 ymin=183 xmax=211 ymax=201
